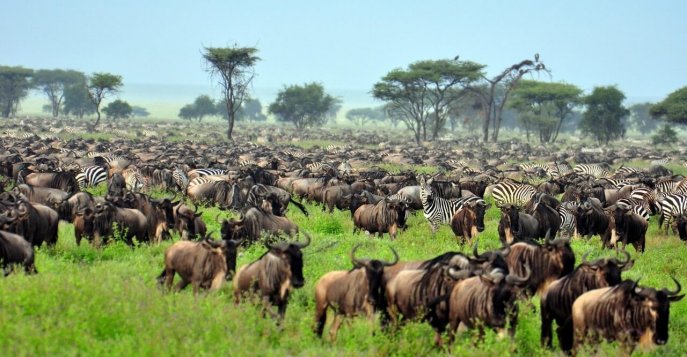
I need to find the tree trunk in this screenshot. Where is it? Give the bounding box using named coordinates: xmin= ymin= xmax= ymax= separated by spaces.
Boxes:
xmin=226 ymin=99 xmax=235 ymax=140
xmin=93 ymin=109 xmax=101 ymax=129
xmin=481 ymin=109 xmax=490 ymax=142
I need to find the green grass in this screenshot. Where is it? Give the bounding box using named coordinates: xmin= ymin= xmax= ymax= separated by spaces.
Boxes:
xmin=2 ymin=198 xmax=687 ymax=356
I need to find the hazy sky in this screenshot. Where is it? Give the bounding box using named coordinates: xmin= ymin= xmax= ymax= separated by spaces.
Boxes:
xmin=3 ymin=0 xmax=686 ymax=113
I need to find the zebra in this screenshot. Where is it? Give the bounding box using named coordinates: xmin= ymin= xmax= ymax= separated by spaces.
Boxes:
xmin=615 ymin=198 xmax=651 ymax=222
xmin=546 ymin=161 xmax=573 ymax=178
xmin=631 ymin=187 xmax=658 ymax=213
xmin=238 ymin=159 xmax=258 ymax=167
xmin=172 ymin=168 xmax=189 ymax=193
xmin=491 ymin=181 xmax=536 ymax=208
xmin=337 ymin=160 xmax=353 ymax=175
xmin=75 ymin=165 xmax=108 ymax=189
xmin=557 ymin=204 xmax=577 ymax=239
xmin=187 ymin=176 xmax=228 ymax=189
xmin=419 ymin=176 xmax=485 ymax=236
xmin=574 ymin=164 xmax=609 ymax=178
xmin=305 ymin=162 xmax=333 ymax=172
xmin=655 ymin=180 xmax=680 ymax=199
xmin=187 ymin=168 xmax=228 ymax=180
xmin=656 ymin=194 xmax=687 ymax=233
xmin=650 ymin=158 xmax=671 ymax=166
xmin=122 ymin=168 xmax=145 ymax=193
xmin=614 ymin=165 xmax=641 ymax=176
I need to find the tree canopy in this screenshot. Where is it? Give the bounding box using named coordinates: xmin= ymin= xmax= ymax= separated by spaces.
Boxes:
xmin=87 ymin=72 xmax=123 ymax=129
xmin=579 ymin=86 xmax=629 ymax=145
xmin=63 ymin=79 xmax=95 ymax=119
xmin=268 ymin=82 xmax=335 ymax=129
xmin=345 ymin=107 xmax=386 ymax=127
xmin=628 ymin=102 xmax=659 ymax=134
xmin=131 ymin=106 xmax=150 ymax=118
xmin=373 ymin=59 xmax=483 ymax=143
xmin=650 ymin=86 xmax=687 ymax=125
xmin=509 ymin=80 xmax=582 ymax=143
xmin=203 ymin=45 xmax=260 ymax=140
xmin=103 ymin=99 xmax=133 ymax=120
xmin=32 ymin=69 xmax=85 ymax=117
xmin=0 ymin=66 xmax=33 ymax=118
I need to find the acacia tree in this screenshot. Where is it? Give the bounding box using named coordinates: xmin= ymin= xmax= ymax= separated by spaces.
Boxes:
xmin=373 ymin=59 xmax=483 ymax=143
xmin=345 ymin=107 xmax=386 ymax=127
xmin=509 ymin=80 xmax=582 ymax=143
xmin=236 ymin=97 xmax=267 ymax=122
xmin=87 ymin=72 xmax=123 ymax=129
xmin=268 ymin=82 xmax=335 ymax=129
xmin=63 ymin=80 xmax=95 ymax=118
xmin=32 ymin=69 xmax=85 ymax=117
xmin=651 ymin=86 xmax=687 ymax=125
xmin=464 ymin=55 xmax=549 ymax=142
xmin=0 ymin=66 xmax=33 ymax=118
xmin=202 ymin=46 xmax=260 ymax=140
xmin=103 ymin=99 xmax=133 ymax=120
xmin=579 ymin=86 xmax=629 ymax=145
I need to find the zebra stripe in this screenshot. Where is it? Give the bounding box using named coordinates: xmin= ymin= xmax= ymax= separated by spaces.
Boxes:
xmin=419 ymin=177 xmax=484 ymax=235
xmin=657 ymin=194 xmax=687 ymax=232
xmin=123 ymin=169 xmax=145 ymax=192
xmin=190 ymin=168 xmax=227 ymax=177
xmin=172 ymin=168 xmax=188 ymax=192
xmin=75 ymin=165 xmax=108 ymax=189
xmin=574 ymin=164 xmax=609 ymax=178
xmin=187 ymin=176 xmax=227 ymax=188
xmin=616 ymin=198 xmax=651 ymax=222
xmin=557 ymin=206 xmax=577 ymax=238
xmin=491 ymin=181 xmax=536 ymax=207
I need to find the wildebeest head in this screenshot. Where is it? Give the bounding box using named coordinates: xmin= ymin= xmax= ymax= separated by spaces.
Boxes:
xmin=627 ymin=277 xmax=684 ymax=345
xmin=267 ymin=233 xmax=311 ymax=288
xmin=675 ymin=214 xmax=687 ymax=241
xmin=543 ymin=236 xmax=576 ymax=277
xmin=221 ymin=216 xmax=245 ymax=242
xmin=150 ymin=196 xmax=180 ymax=228
xmin=469 ymin=200 xmax=491 ymax=232
xmin=482 ymin=266 xmax=531 ymax=326
xmin=472 ymin=242 xmax=509 ymax=274
xmin=579 ymin=250 xmax=634 ymax=287
xmin=175 ymin=203 xmax=203 ymax=240
xmin=350 ymin=244 xmax=399 ymax=308
xmin=500 ymin=204 xmax=521 ymax=234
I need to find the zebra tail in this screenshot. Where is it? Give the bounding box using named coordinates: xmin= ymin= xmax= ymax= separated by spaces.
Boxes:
xmin=289 ymin=197 xmax=309 ymax=217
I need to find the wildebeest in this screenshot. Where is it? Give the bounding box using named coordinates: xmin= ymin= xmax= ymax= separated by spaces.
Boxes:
xmin=353 ymin=198 xmax=407 ymax=239
xmin=540 ymin=251 xmax=633 ymax=351
xmin=603 ymin=204 xmax=648 ymax=252
xmin=82 ymin=201 xmax=149 ymax=246
xmin=0 ymin=215 xmax=37 ymax=275
xmin=314 ymin=245 xmax=399 ymax=340
xmin=675 ymin=214 xmax=687 ymax=241
xmin=505 ymin=235 xmax=575 ymax=296
xmin=450 ymin=200 xmax=490 ymax=245
xmin=233 ymin=233 xmax=310 ymax=321
xmin=221 ymin=206 xmax=299 ymax=246
xmin=187 ymin=181 xmax=241 ymax=209
xmin=173 ymin=202 xmax=206 ymax=240
xmin=20 ymin=171 xmax=79 ymax=194
xmin=572 ymin=278 xmax=684 ymax=353
xmin=576 ymin=198 xmax=610 ymax=238
xmin=157 ymin=236 xmax=241 ymax=294
xmin=498 ymin=204 xmax=538 ymax=244
xmin=447 ymin=266 xmax=530 ymax=342
xmin=385 ymin=244 xmax=509 ymax=346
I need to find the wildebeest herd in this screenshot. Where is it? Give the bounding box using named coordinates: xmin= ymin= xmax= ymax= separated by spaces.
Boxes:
xmin=2 ymin=119 xmax=687 ymax=354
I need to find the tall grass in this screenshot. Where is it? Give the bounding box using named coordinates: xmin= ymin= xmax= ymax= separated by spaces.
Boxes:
xmin=1 ymin=198 xmax=686 ymax=356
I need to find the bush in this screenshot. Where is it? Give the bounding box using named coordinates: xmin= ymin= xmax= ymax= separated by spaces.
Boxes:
xmin=652 ymin=124 xmax=678 ymax=145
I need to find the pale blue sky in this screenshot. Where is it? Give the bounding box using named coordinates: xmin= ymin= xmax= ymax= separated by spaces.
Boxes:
xmin=2 ymin=1 xmax=686 ymax=115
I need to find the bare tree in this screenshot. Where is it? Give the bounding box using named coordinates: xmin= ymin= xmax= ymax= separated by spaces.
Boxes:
xmin=465 ymin=55 xmax=549 ymax=142
xmin=202 ymin=45 xmax=260 ymax=140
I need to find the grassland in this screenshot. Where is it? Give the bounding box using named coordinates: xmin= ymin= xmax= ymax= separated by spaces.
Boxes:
xmin=1 ymin=188 xmax=687 ymax=356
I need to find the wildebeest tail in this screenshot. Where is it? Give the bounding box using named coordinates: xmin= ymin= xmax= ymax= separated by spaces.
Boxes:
xmin=290 ymin=197 xmax=309 ymax=216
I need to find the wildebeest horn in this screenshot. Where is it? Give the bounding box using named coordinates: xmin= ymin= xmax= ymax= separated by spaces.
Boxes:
xmin=499 ymin=242 xmax=511 ymax=257
xmin=581 ymin=252 xmax=591 ymax=265
xmin=666 ymin=276 xmax=682 ymax=297
xmin=472 ymin=242 xmax=480 ymax=259
xmin=617 ymin=250 xmax=633 ymax=270
xmin=350 ymin=243 xmax=367 ymax=267
xmin=381 ymin=246 xmax=399 ymax=267
xmin=447 ymin=267 xmax=472 ymax=281
xmin=506 ymin=265 xmax=531 ymax=286
xmin=294 ymin=231 xmax=311 ymax=249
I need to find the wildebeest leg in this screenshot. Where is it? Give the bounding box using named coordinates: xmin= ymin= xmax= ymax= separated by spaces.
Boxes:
xmin=329 ymin=314 xmax=343 ymax=342
xmin=540 ymin=305 xmax=553 ymax=348
xmin=175 ymin=278 xmax=190 ymax=291
xmin=557 ymin=318 xmax=574 ymax=353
